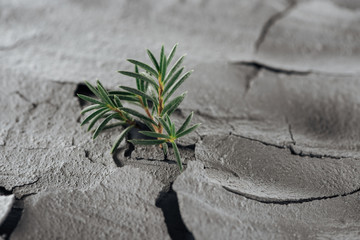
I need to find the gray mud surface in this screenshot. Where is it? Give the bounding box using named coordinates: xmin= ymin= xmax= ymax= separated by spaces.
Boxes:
xmin=1 ymin=0 xmax=360 ymax=239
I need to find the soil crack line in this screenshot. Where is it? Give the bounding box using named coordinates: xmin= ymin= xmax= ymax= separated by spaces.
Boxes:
xmin=156 ymin=184 xmax=195 ymax=240
xmin=223 ymin=185 xmax=360 ymax=205
xmin=230 ymin=132 xmax=349 ymax=160
xmin=232 ymin=61 xmax=311 ymax=75
xmin=255 ymin=0 xmax=297 ymax=51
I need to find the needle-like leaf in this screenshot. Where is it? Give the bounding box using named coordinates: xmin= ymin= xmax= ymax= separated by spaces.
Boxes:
xmin=81 ymin=107 xmax=107 ymax=126
xmin=176 ymin=123 xmax=201 ymax=138
xmin=119 ymin=71 xmax=158 ymax=90
xmin=164 ymin=71 xmax=193 ymax=102
xmin=87 ymin=109 xmax=110 ymax=131
xmin=135 ymin=65 xmax=141 ymax=91
xmin=84 ymin=81 xmax=102 ymax=99
xmin=97 ymin=81 xmax=114 ymax=106
xmin=171 ymin=141 xmax=183 ymax=171
xmin=110 ymin=125 xmax=134 ymax=154
xmin=77 ymin=94 xmax=104 ymax=105
xmin=128 ymin=139 xmax=167 ymax=145
xmin=147 ymin=49 xmax=160 ymax=72
xmin=139 ymin=131 xmax=170 ymax=139
xmin=163 ymin=67 xmax=184 ymax=94
xmin=162 ymin=92 xmax=187 ymax=116
xmin=162 ymin=142 xmax=168 ymax=156
xmin=108 ymin=90 xmax=134 ymax=96
xmin=113 ymin=95 xmax=123 ymax=108
xmin=159 ymin=45 xmax=165 ymax=73
xmin=160 ymin=52 xmax=167 ymax=81
xmin=93 ymin=113 xmax=118 ymax=139
xmin=176 ymin=112 xmax=193 ymax=134
xmin=170 ymin=122 xmax=176 ymax=136
xmin=165 ymin=114 xmax=171 ymax=125
xmin=128 ymin=59 xmax=158 ymax=77
xmin=120 ymin=86 xmax=157 ymax=104
xmin=81 ymin=104 xmax=103 ymax=114
xmin=165 ymin=55 xmax=185 ymax=83
xmin=102 ymin=122 xmax=126 ymax=131
xmin=167 ymin=43 xmax=178 ymax=65
xmin=157 ymin=117 xmax=171 ymax=135
xmin=120 ymin=107 xmax=157 ymax=125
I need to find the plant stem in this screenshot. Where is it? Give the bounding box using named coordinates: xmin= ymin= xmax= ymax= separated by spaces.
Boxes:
xmin=138 ymin=96 xmax=158 ymax=131
xmin=107 ymin=105 xmax=136 ymax=126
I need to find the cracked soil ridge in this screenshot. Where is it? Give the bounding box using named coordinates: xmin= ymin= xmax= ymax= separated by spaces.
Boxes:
xmin=223 ymin=185 xmax=360 ymax=205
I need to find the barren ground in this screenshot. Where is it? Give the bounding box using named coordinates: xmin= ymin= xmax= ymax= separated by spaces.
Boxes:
xmin=1 ymin=0 xmax=360 ymax=239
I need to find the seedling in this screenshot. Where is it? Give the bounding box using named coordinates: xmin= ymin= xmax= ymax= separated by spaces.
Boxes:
xmin=78 ymin=44 xmax=200 ymax=171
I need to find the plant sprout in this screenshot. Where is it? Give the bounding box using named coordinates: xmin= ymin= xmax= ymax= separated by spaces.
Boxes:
xmin=77 ymin=44 xmax=200 ymax=171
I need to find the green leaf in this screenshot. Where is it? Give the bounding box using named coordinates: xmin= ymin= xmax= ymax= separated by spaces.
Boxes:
xmin=170 ymin=122 xmax=176 ymax=136
xmin=139 ymin=131 xmax=170 ymax=139
xmin=135 ymin=65 xmax=141 ymax=91
xmin=87 ymin=109 xmax=110 ymax=131
xmin=108 ymin=90 xmax=134 ymax=96
xmin=93 ymin=113 xmax=118 ymax=139
xmin=171 ymin=142 xmax=183 ymax=171
xmin=163 ymin=67 xmax=184 ymax=94
xmin=159 ymin=45 xmax=165 ymax=73
xmin=142 ymin=120 xmax=156 ymax=132
xmin=160 ymin=46 xmax=167 ymax=81
xmin=128 ymin=59 xmax=158 ymax=77
xmin=77 ymin=94 xmax=104 ymax=105
xmin=102 ymin=121 xmax=126 ymax=131
xmin=176 ymin=112 xmax=193 ymax=134
xmin=116 ymin=95 xmax=139 ymax=102
xmin=176 ymin=123 xmax=201 ymax=138
xmin=162 ymin=142 xmax=168 ymax=156
xmin=165 ymin=55 xmax=185 ymax=83
xmin=110 ymin=125 xmax=134 ymax=154
xmin=162 ymin=92 xmax=187 ymax=116
xmin=167 ymin=43 xmax=178 ymax=65
xmin=81 ymin=107 xmax=107 ymax=126
xmin=84 ymin=81 xmax=102 ymax=99
xmin=97 ymin=80 xmax=114 ymax=106
xmin=147 ymin=49 xmax=160 ymax=72
xmin=120 ymin=107 xmax=157 ymax=125
xmin=157 ymin=117 xmax=171 ymax=135
xmin=128 ymin=139 xmax=166 ymax=145
xmin=165 ymin=71 xmax=193 ymax=102
xmin=80 ymin=104 xmax=102 ymax=114
xmin=118 ymin=71 xmax=158 ymax=90
xmin=113 ymin=95 xmax=123 ymax=107
xmin=120 ymin=86 xmax=157 ymax=104
xmin=165 ymin=114 xmax=171 ymax=125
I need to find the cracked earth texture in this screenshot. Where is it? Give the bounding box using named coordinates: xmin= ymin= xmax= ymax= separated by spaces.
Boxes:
xmin=1 ymin=0 xmax=360 ymax=239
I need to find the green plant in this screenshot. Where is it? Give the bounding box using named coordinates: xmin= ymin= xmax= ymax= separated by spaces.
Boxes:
xmin=77 ymin=44 xmax=200 ymax=171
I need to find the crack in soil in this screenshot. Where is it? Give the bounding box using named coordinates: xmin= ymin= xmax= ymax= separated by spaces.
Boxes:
xmin=9 ymin=177 xmax=41 ymax=194
xmin=230 ymin=132 xmax=287 ymax=149
xmin=254 ymin=0 xmax=297 ymax=51
xmin=156 ymin=184 xmax=194 ymax=240
xmin=233 ymin=61 xmax=311 ymax=75
xmin=14 ymin=91 xmax=37 ymax=108
xmin=230 ymin=132 xmax=349 ymax=160
xmin=223 ymin=185 xmax=360 ymax=205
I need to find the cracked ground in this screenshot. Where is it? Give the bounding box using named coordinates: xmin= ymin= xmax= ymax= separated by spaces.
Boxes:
xmin=1 ymin=0 xmax=360 ymax=239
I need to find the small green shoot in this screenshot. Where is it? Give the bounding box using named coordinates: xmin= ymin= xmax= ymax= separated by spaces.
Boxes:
xmin=78 ymin=44 xmax=200 ymax=170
